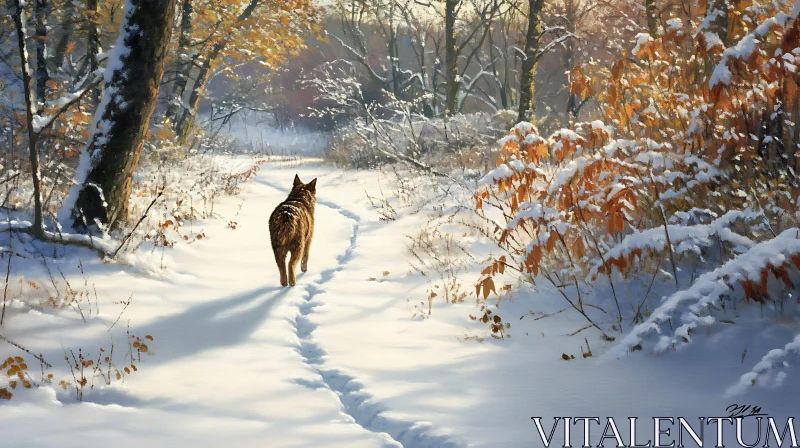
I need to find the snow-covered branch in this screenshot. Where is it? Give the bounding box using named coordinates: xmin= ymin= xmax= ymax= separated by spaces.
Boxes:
xmin=727 ymin=332 xmax=800 ymax=396
xmin=608 ymin=228 xmax=800 ymax=358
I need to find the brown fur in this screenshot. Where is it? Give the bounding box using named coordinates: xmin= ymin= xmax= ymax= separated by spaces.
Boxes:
xmin=268 ymin=174 xmax=317 ymax=287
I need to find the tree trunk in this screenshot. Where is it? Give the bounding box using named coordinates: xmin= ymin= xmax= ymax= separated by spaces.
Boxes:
xmin=87 ymin=0 xmax=101 ymax=105
xmin=10 ymin=0 xmax=45 ymax=237
xmin=165 ymin=0 xmax=194 ymax=122
xmin=444 ymin=0 xmax=459 ymax=116
xmin=172 ymin=0 xmax=261 ymax=142
xmin=387 ymin=1 xmax=399 ymax=97
xmin=52 ymin=0 xmax=76 ymax=71
xmin=518 ymin=0 xmax=543 ymax=123
xmin=709 ymin=0 xmax=728 ymax=46
xmin=71 ymin=0 xmax=178 ymax=231
xmin=174 ymin=44 xmax=220 ymax=144
xmin=646 ymin=0 xmax=658 ymax=38
xmin=35 ymin=0 xmax=50 ymax=102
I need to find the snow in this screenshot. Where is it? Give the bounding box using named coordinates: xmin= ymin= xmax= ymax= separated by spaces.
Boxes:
xmin=727 ymin=332 xmax=800 ymax=396
xmin=609 ymin=228 xmax=800 ymax=358
xmin=2 ymin=157 xmax=799 ymax=446
xmin=477 ymin=163 xmax=514 ymax=185
xmin=632 ymin=33 xmax=653 ymax=54
xmin=666 ymin=18 xmax=683 ymax=32
xmin=31 ymin=69 xmax=104 ymax=134
xmin=709 ymin=11 xmax=799 ymax=88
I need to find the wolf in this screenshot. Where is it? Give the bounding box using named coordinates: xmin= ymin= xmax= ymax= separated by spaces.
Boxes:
xmin=268 ymin=174 xmax=317 ymax=287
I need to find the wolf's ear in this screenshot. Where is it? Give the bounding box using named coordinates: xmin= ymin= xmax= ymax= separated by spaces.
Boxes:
xmin=293 ymin=174 xmax=302 ymax=186
xmin=307 ymin=178 xmax=317 ymax=193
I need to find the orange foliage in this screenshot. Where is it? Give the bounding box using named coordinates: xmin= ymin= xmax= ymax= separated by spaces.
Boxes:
xmin=474 ymin=2 xmax=800 ymax=308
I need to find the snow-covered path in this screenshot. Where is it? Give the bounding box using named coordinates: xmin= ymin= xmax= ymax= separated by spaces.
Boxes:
xmin=1 ymin=159 xmax=464 ymax=447
xmin=3 ymin=157 xmax=799 ymax=447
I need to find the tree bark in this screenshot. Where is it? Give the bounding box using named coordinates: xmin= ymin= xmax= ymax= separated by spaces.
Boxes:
xmin=71 ymin=0 xmax=178 ymax=231
xmin=87 ymin=0 xmax=102 ymax=105
xmin=518 ymin=0 xmax=544 ymax=123
xmin=10 ymin=0 xmax=46 ymax=237
xmin=444 ymin=0 xmax=459 ymax=116
xmin=165 ymin=0 xmax=194 ymax=122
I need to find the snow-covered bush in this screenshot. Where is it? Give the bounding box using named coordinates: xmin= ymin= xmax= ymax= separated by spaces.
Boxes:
xmin=474 ymin=0 xmax=800 ymax=391
xmin=306 ymin=61 xmax=514 ymax=172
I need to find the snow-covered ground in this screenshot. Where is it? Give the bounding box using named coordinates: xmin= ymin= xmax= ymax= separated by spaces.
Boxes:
xmin=1 ymin=157 xmax=798 ymax=447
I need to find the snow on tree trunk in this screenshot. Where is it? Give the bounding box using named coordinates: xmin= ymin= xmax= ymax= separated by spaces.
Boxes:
xmin=10 ymin=0 xmax=46 ymax=238
xmin=68 ymin=0 xmax=178 ymax=232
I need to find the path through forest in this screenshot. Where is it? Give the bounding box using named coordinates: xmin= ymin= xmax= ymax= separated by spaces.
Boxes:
xmin=3 ymin=157 xmax=799 ymax=448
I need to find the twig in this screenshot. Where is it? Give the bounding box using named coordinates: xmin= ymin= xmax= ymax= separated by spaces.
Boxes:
xmin=109 ymin=294 xmax=132 ymax=330
xmin=1 ymin=334 xmax=52 ymax=368
xmin=1 ymin=209 xmax=13 ymax=326
xmin=112 ymin=187 xmax=164 ymax=258
xmin=1 ymin=252 xmax=11 ymax=326
xmin=0 ymin=172 xmax=21 ymax=187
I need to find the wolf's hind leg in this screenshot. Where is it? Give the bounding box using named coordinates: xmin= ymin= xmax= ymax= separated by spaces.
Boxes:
xmin=301 ymin=237 xmax=311 ymax=273
xmin=274 ymin=249 xmax=288 ymax=287
xmin=288 ymin=249 xmax=302 ymax=286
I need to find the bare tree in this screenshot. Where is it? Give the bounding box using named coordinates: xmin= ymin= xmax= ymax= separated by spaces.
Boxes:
xmin=442 ymin=0 xmax=504 ymax=115
xmin=7 ymin=0 xmax=103 ymax=238
xmin=173 ymin=0 xmax=261 ymax=143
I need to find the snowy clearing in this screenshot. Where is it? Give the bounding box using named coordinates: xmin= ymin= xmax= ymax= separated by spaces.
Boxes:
xmin=1 ymin=157 xmax=798 ymax=447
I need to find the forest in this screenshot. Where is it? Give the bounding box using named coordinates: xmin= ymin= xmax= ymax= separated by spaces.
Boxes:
xmin=1 ymin=0 xmax=799 ymax=446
